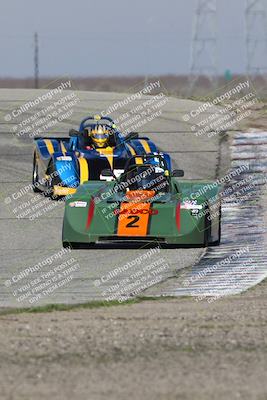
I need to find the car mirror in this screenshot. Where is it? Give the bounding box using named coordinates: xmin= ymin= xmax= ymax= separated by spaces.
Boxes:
xmin=125 ymin=131 xmax=139 ymax=140
xmin=69 ymin=129 xmax=80 ymax=137
xmin=172 ymin=169 xmax=184 ymax=177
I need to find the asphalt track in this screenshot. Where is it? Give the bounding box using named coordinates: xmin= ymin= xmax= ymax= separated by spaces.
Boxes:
xmin=0 ymin=89 xmax=222 ymax=307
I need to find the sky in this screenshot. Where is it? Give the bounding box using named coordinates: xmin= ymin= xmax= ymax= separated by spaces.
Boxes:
xmin=0 ymin=0 xmax=255 ymax=77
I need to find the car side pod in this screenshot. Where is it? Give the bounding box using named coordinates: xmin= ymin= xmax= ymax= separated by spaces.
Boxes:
xmin=175 ymin=202 xmax=181 ymax=232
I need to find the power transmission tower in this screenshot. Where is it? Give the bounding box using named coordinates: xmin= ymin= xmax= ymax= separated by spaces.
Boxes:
xmin=34 ymin=32 xmax=39 ymax=89
xmin=245 ymin=0 xmax=267 ymax=79
xmin=189 ymin=0 xmax=217 ymax=95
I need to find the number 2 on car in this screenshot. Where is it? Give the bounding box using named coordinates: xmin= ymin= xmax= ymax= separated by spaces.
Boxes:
xmin=117 ymin=203 xmax=151 ymax=236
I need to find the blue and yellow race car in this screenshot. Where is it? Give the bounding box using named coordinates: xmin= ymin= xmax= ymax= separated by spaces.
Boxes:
xmin=32 ymin=115 xmax=171 ymax=197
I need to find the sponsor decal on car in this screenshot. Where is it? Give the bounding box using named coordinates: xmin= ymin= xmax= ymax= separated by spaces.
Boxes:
xmin=69 ymin=201 xmax=87 ymax=208
xmin=114 ymin=208 xmax=158 ymax=215
xmin=56 ymin=156 xmax=73 ymax=161
xmin=181 ymin=200 xmax=203 ymax=210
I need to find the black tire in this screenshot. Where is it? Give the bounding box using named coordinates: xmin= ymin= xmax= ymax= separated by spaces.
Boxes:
xmin=209 ymin=206 xmax=221 ymax=246
xmin=69 ymin=243 xmax=82 ymax=249
xmin=62 ymin=241 xmax=80 ymax=249
xmin=46 ymin=160 xmax=60 ymax=199
xmin=63 ymin=242 xmax=95 ymax=249
xmin=203 ymin=207 xmax=211 ymax=247
xmin=63 ymin=241 xmax=73 ymax=249
xmin=32 ymin=151 xmax=42 ymax=193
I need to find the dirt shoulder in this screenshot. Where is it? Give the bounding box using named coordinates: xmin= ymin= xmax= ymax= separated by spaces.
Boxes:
xmin=0 ymin=283 xmax=267 ymax=400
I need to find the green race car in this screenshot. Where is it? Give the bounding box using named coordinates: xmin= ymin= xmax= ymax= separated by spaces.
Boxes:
xmin=62 ymin=155 xmax=221 ymax=248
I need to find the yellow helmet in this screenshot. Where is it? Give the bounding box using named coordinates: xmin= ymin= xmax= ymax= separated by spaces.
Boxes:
xmin=90 ymin=125 xmax=109 ymax=148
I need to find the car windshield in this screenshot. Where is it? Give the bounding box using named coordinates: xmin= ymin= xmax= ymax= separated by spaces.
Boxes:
xmin=120 ymin=165 xmax=170 ymax=194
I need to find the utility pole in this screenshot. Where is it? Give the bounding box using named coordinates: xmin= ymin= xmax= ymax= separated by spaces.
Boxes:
xmin=34 ymin=32 xmax=39 ymax=89
xmin=245 ymin=0 xmax=267 ymax=79
xmin=189 ymin=0 xmax=217 ymax=95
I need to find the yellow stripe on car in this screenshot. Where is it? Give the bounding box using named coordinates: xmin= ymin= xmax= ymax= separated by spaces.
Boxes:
xmin=78 ymin=157 xmax=89 ymax=184
xmin=126 ymin=144 xmax=136 ymax=156
xmin=140 ymin=139 xmax=151 ymax=154
xmin=61 ymin=141 xmax=67 ymax=154
xmin=96 ymin=147 xmax=114 ymax=169
xmin=135 ymin=157 xmax=143 ymax=165
xmin=53 ymin=186 xmax=77 ymax=196
xmin=44 ymin=139 xmax=55 ymax=155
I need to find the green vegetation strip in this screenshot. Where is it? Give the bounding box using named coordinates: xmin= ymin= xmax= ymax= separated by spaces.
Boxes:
xmin=0 ymin=296 xmax=180 ymax=316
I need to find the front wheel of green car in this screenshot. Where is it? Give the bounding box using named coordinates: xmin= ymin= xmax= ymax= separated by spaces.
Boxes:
xmin=62 ymin=242 xmax=81 ymax=249
xmin=62 ymin=242 xmax=95 ymax=249
xmin=203 ymin=208 xmax=212 ymax=247
xmin=209 ymin=206 xmax=221 ymax=246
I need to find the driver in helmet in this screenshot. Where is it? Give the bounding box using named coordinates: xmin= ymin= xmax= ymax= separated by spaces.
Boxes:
xmin=83 ymin=125 xmax=110 ymax=149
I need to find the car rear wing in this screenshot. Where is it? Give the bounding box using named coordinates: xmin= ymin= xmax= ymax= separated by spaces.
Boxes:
xmin=79 ymin=115 xmax=116 ymax=131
